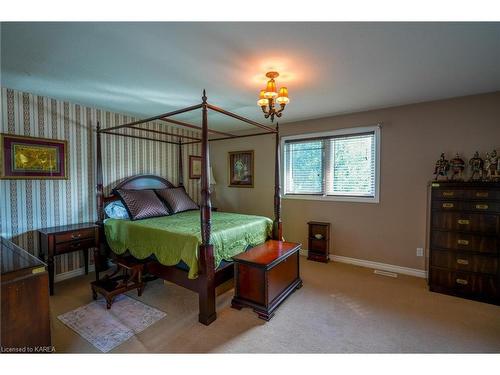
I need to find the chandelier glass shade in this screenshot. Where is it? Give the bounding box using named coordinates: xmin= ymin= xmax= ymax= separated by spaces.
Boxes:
xmin=257 ymin=71 xmax=289 ymax=122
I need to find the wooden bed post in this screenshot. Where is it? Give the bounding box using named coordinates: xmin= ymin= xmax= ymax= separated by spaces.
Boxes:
xmin=96 ymin=121 xmax=104 ymax=225
xmin=94 ymin=121 xmax=106 ymax=280
xmin=273 ymin=122 xmax=283 ymax=240
xmin=178 ymin=138 xmax=184 ymax=188
xmin=198 ymin=89 xmax=216 ymax=325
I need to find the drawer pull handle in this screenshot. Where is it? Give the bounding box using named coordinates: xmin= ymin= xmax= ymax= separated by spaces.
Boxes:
xmin=475 ymin=204 xmax=489 ymax=210
xmin=457 ymin=219 xmax=470 ymax=225
xmin=456 ymin=278 xmax=468 ymax=285
xmin=442 ymin=192 xmax=454 ymax=197
xmin=456 ymin=259 xmax=469 ymax=265
xmin=476 ymin=192 xmax=489 ymax=198
xmin=442 ymin=203 xmax=454 ymax=208
xmin=71 ymin=233 xmax=82 ymax=239
xmin=457 ymin=239 xmax=469 ymax=245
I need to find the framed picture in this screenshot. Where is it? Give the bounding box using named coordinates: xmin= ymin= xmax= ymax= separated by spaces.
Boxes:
xmin=228 ymin=150 xmax=254 ymax=188
xmin=0 ymin=134 xmax=68 ymax=180
xmin=189 ymin=155 xmax=202 ymax=179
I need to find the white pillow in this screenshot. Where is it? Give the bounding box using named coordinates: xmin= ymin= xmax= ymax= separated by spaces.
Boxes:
xmin=104 ymin=200 xmax=130 ymax=220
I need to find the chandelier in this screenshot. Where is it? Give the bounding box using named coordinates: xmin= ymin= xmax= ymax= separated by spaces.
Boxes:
xmin=257 ymin=71 xmax=289 ymax=122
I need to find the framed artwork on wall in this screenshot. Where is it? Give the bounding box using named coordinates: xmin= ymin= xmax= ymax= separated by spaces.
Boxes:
xmin=228 ymin=150 xmax=254 ymax=188
xmin=189 ymin=155 xmax=202 ymax=179
xmin=0 ymin=134 xmax=68 ymax=179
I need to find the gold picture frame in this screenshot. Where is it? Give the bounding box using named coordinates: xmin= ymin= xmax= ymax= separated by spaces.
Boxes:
xmin=0 ymin=133 xmax=68 ymax=180
xmin=228 ymin=150 xmax=254 ymax=188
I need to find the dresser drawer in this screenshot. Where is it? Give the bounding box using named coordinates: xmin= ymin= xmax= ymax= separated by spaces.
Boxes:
xmin=55 ymin=228 xmax=95 ymax=244
xmin=430 ymin=251 xmax=498 ymax=274
xmin=431 ymin=212 xmax=499 ymax=234
xmin=267 ymin=253 xmax=298 ymax=304
xmin=466 ymin=190 xmax=500 ymax=200
xmin=430 ymin=231 xmax=498 ymax=254
xmin=432 ymin=189 xmax=465 ymax=200
xmin=429 ymin=268 xmax=499 ymax=301
xmin=433 ymin=201 xmax=500 ymax=213
xmin=55 ymin=238 xmax=96 ymax=255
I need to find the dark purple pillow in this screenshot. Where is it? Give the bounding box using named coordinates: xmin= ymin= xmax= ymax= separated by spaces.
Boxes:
xmin=155 ymin=187 xmax=199 ymax=214
xmin=115 ymin=189 xmax=169 ymax=220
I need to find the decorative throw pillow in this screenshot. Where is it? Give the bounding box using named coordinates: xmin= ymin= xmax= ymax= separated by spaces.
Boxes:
xmin=115 ymin=189 xmax=170 ymax=221
xmin=155 ymin=187 xmax=199 ymax=214
xmin=104 ymin=200 xmax=130 ymax=220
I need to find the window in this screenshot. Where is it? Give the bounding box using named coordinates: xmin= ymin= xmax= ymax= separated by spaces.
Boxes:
xmin=282 ymin=125 xmax=380 ymax=203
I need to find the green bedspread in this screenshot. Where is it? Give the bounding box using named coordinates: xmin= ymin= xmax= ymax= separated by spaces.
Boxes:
xmin=104 ymin=210 xmax=273 ymax=279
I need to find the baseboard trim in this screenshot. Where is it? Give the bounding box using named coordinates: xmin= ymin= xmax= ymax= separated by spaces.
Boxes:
xmin=299 ymin=249 xmax=426 ymax=278
xmin=55 ymin=265 xmax=95 ymax=283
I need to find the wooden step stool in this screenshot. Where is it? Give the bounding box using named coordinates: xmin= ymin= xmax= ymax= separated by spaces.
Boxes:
xmin=90 ymin=256 xmax=145 ymax=309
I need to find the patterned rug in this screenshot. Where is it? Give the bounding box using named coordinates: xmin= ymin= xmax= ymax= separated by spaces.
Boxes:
xmin=58 ymin=295 xmax=166 ymax=352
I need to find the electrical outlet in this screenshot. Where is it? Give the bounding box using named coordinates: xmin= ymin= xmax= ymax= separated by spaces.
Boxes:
xmin=416 ymin=248 xmax=424 ymax=257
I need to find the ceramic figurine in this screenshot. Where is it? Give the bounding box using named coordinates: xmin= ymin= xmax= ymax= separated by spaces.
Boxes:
xmin=434 ymin=153 xmax=450 ymax=181
xmin=450 ymin=153 xmax=466 ymax=181
xmin=486 ymin=149 xmax=500 ymax=181
xmin=468 ymin=151 xmax=484 ymax=181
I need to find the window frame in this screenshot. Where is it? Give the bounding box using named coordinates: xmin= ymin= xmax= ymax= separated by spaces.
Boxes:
xmin=280 ymin=125 xmax=381 ymax=203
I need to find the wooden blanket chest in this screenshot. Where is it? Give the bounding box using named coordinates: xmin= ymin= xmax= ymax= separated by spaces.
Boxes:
xmin=231 ymin=240 xmax=303 ymax=320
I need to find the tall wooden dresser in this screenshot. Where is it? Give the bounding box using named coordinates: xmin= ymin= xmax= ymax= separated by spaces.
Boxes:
xmin=429 ymin=181 xmax=500 ymax=305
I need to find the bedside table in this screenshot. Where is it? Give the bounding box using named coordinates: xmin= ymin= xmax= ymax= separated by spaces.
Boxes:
xmin=38 ymin=223 xmax=99 ymax=295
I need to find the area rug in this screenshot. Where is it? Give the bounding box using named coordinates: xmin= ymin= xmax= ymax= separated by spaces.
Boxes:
xmin=57 ymin=295 xmax=166 ymax=352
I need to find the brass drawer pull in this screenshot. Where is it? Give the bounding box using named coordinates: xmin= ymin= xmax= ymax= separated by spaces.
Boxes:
xmin=442 ymin=203 xmax=454 ymax=208
xmin=457 ymin=219 xmax=470 ymax=225
xmin=456 ymin=278 xmax=468 ymax=285
xmin=456 ymin=259 xmax=469 ymax=265
xmin=71 ymin=233 xmax=82 ymax=240
xmin=475 ymin=204 xmax=489 ymax=210
xmin=442 ymin=192 xmax=454 ymax=197
xmin=476 ymin=192 xmax=489 ymax=198
xmin=457 ymin=239 xmax=469 ymax=245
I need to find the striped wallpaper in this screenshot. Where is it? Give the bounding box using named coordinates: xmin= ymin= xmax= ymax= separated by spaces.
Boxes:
xmin=0 ymin=87 xmax=201 ymax=276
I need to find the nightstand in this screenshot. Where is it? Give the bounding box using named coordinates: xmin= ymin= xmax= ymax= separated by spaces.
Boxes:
xmin=307 ymin=221 xmax=330 ymax=263
xmin=38 ymin=223 xmax=99 ymax=295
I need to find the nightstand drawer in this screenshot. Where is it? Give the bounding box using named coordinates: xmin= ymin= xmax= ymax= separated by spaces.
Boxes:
xmin=55 ymin=238 xmax=96 ymax=255
xmin=55 ymin=228 xmax=95 ymax=244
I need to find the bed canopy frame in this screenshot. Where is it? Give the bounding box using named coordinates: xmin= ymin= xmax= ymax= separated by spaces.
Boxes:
xmin=95 ymin=90 xmax=282 ymax=325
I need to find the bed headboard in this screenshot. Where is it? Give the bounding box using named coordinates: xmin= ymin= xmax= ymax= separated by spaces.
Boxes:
xmin=113 ymin=174 xmax=174 ymax=191
xmin=102 ymin=174 xmax=175 ymax=206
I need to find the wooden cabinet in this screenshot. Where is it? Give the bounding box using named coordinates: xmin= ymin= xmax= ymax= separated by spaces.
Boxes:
xmin=307 ymin=221 xmax=330 ymax=263
xmin=1 ymin=237 xmax=51 ymax=351
xmin=231 ymin=240 xmax=303 ymax=321
xmin=39 ymin=223 xmax=99 ymax=295
xmin=429 ymin=181 xmax=500 ymax=305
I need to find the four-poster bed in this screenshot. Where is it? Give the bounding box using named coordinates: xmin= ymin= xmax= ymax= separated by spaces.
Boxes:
xmin=94 ymin=90 xmax=283 ymax=325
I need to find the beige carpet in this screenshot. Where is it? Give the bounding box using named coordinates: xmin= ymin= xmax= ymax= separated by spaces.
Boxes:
xmin=49 ymin=258 xmax=500 ymax=353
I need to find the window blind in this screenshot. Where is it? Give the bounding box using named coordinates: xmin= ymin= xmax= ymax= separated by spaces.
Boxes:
xmin=327 ymin=133 xmax=376 ymax=197
xmin=284 ymin=140 xmax=324 ymax=194
xmin=284 ymin=130 xmax=377 ymax=198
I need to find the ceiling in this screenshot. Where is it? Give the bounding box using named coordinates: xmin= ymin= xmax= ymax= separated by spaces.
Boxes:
xmin=2 ymin=22 xmax=500 ymax=131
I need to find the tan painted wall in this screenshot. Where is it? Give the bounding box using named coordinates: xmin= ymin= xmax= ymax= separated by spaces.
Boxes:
xmin=210 ymin=91 xmax=500 ymax=271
